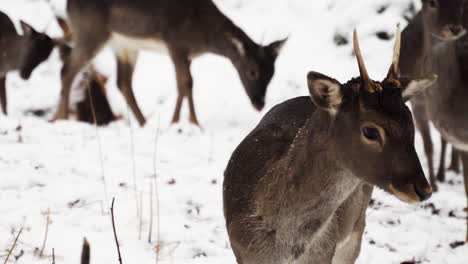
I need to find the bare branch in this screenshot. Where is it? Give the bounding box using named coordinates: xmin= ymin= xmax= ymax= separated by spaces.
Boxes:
xmin=3 ymin=227 xmax=23 ymax=264
xmin=110 ymin=198 xmax=123 ymax=264
xmin=39 ymin=208 xmax=51 ymax=258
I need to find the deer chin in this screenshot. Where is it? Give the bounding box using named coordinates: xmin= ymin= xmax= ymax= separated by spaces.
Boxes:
xmin=251 ymin=96 xmax=265 ymax=111
xmin=388 ymin=183 xmax=429 ymax=204
xmin=20 ymin=69 xmax=33 ymax=80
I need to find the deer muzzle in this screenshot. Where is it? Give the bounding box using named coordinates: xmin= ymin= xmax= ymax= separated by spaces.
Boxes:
xmin=251 ymin=95 xmax=265 ymax=111
xmin=389 ymin=182 xmax=432 ymax=204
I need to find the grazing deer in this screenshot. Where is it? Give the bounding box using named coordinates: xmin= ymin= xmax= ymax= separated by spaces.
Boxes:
xmin=400 ymin=0 xmax=468 ymax=241
xmin=0 ymin=11 xmax=55 ymax=115
xmin=223 ymin=27 xmax=433 ymax=264
xmin=400 ymin=1 xmax=467 ymax=191
xmin=56 ymin=17 xmax=118 ymax=126
xmin=52 ymin=0 xmax=287 ymax=126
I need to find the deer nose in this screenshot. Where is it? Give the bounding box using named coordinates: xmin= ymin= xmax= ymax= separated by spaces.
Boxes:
xmin=252 ymin=96 xmax=265 ymax=111
xmin=450 ymin=25 xmax=464 ymax=36
xmin=414 ymin=184 xmax=432 ymax=202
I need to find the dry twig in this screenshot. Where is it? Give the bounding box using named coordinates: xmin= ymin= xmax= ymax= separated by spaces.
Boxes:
xmin=3 ymin=227 xmax=23 ymax=264
xmin=39 ymin=208 xmax=51 ymax=257
xmin=110 ymin=198 xmax=123 ymax=264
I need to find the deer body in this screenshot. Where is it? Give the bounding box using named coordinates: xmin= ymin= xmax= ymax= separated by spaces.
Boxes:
xmin=0 ymin=11 xmax=55 ymax=114
xmin=224 ymin=97 xmax=373 ymax=264
xmin=54 ymin=0 xmax=286 ymax=126
xmin=224 ymin=29 xmax=433 ymax=264
xmin=400 ymin=0 xmax=468 ymax=240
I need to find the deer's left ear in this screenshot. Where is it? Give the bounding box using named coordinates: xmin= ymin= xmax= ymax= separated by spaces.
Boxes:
xmin=401 ymin=74 xmax=438 ymax=102
xmin=265 ymin=37 xmax=287 ymax=59
xmin=20 ymin=20 xmax=35 ymax=36
xmin=307 ymin=71 xmax=343 ymax=115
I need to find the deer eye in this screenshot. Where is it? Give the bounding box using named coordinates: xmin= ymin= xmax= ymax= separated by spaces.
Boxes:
xmin=362 ymin=127 xmax=381 ymax=141
xmin=248 ymin=70 xmax=259 ymax=80
xmin=427 ymin=0 xmax=438 ymax=8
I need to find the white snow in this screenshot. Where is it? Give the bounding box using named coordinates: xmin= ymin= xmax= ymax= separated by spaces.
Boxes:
xmin=0 ymin=0 xmax=466 ymax=263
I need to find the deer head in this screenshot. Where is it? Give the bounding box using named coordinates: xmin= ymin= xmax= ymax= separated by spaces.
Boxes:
xmin=421 ymin=0 xmax=467 ymax=40
xmin=230 ymin=36 xmax=287 ymax=110
xmin=18 ymin=21 xmax=55 ymax=80
xmin=307 ymin=27 xmax=432 ymax=203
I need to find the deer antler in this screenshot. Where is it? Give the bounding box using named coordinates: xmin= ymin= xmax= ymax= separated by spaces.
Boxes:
xmin=387 ymin=24 xmax=401 ymax=81
xmin=353 ymin=29 xmax=374 ymax=92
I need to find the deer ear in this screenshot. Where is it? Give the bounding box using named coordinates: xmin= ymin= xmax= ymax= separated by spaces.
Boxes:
xmin=20 ymin=20 xmax=35 ymax=36
xmin=307 ymin=71 xmax=343 ymax=115
xmin=401 ymin=74 xmax=438 ymax=102
xmin=265 ymin=37 xmax=287 ymax=59
xmin=228 ymin=36 xmax=246 ymax=57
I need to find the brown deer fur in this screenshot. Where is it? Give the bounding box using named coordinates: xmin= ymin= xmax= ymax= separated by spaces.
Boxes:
xmin=223 ymin=28 xmax=433 ymax=264
xmin=56 ymin=17 xmax=118 ymax=126
xmin=0 ymin=11 xmax=55 ymax=115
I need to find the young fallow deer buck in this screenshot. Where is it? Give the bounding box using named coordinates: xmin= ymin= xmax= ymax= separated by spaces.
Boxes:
xmin=400 ymin=0 xmax=468 ymax=241
xmin=52 ymin=0 xmax=287 ymax=126
xmin=224 ymin=27 xmax=434 ymax=264
xmin=0 ymin=11 xmax=55 ymax=115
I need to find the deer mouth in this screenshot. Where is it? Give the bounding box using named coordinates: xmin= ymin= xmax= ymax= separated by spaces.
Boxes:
xmin=389 ymin=183 xmax=432 ymax=204
xmin=251 ymin=96 xmax=265 ymax=111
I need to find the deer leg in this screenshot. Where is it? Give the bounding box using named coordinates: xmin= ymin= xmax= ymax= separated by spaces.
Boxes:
xmin=0 ymin=76 xmax=7 ymax=115
xmin=460 ymin=152 xmax=468 ymax=242
xmin=53 ymin=41 xmax=105 ymax=121
xmin=449 ymin=146 xmax=461 ymax=174
xmin=115 ymin=49 xmax=146 ymax=126
xmin=436 ymin=137 xmax=447 ymax=182
xmin=169 ymin=51 xmax=195 ymax=125
xmin=412 ymin=103 xmax=436 ymax=191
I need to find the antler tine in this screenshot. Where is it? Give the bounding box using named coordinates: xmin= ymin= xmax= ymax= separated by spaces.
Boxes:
xmin=387 ymin=24 xmax=401 ymax=80
xmin=353 ymin=29 xmax=373 ymax=92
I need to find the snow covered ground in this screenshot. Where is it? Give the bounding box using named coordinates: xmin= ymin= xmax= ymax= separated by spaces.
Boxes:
xmin=0 ymin=0 xmax=466 ymax=263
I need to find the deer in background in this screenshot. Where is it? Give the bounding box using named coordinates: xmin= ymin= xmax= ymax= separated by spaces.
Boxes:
xmin=0 ymin=11 xmax=56 ymax=115
xmin=223 ymin=27 xmax=433 ymax=264
xmin=52 ymin=0 xmax=287 ymax=126
xmin=56 ymin=16 xmax=119 ymax=126
xmin=400 ymin=0 xmax=468 ymax=241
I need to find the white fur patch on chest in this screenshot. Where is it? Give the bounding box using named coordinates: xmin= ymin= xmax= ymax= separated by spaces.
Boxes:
xmin=109 ymin=32 xmax=169 ymax=54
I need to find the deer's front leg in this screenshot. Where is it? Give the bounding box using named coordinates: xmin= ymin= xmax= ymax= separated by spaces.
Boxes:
xmin=0 ymin=76 xmax=7 ymax=115
xmin=437 ymin=136 xmax=447 ymax=182
xmin=170 ymin=50 xmax=198 ymax=125
xmin=412 ymin=100 xmax=436 ymax=190
xmin=449 ymin=146 xmax=461 ymax=173
xmin=53 ymin=40 xmax=104 ymax=121
xmin=115 ymin=49 xmax=146 ymax=126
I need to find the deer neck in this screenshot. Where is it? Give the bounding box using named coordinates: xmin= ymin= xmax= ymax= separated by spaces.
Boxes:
xmin=0 ymin=34 xmax=25 ymax=72
xmin=401 ymin=13 xmax=429 ymax=76
xmin=254 ymin=112 xmax=361 ymax=226
xmin=210 ymin=22 xmax=260 ymax=63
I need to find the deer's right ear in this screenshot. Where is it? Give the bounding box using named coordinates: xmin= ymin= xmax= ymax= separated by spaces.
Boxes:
xmin=20 ymin=20 xmax=34 ymax=36
xmin=307 ymin=71 xmax=343 ymax=115
xmin=227 ymin=35 xmax=246 ymax=57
